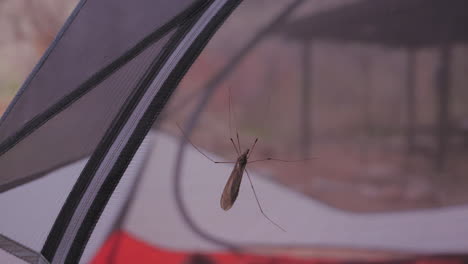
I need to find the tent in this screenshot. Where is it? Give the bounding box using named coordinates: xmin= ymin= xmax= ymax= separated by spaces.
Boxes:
xmin=1 ymin=0 xmax=468 ymax=263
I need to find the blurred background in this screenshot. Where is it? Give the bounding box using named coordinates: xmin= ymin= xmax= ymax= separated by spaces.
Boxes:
xmin=1 ymin=0 xmax=468 ymax=261
xmin=2 ymin=0 xmax=468 ymax=221
xmin=159 ymin=0 xmax=468 ymax=213
xmin=0 ymin=0 xmax=77 ymax=112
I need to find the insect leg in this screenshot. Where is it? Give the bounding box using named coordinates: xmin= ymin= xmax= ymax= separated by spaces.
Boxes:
xmin=245 ymin=169 xmax=285 ymax=232
xmin=248 ymin=157 xmax=315 ymax=164
xmin=176 ymin=123 xmax=236 ymax=164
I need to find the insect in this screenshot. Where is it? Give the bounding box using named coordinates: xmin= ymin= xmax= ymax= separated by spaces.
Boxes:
xmin=177 ymin=123 xmax=305 ymax=232
xmin=177 ymin=124 xmax=288 ymax=232
xmin=176 ymin=88 xmax=309 ymax=232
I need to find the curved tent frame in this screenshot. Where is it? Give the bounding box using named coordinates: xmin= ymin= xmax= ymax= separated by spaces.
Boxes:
xmin=0 ymin=0 xmax=241 ymax=263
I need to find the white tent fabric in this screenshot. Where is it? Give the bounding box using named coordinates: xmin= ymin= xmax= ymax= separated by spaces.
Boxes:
xmin=0 ymin=137 xmax=152 ymax=264
xmin=0 ymin=160 xmax=83 ymax=252
xmin=2 ymin=131 xmax=468 ymax=262
xmin=124 ymin=131 xmax=468 ymax=254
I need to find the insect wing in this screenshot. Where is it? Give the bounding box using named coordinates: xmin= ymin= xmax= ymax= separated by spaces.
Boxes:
xmin=220 ymin=161 xmax=246 ymax=210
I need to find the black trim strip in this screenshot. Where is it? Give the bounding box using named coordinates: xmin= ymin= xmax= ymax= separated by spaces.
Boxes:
xmin=66 ymin=0 xmax=241 ymax=262
xmin=0 ymin=155 xmax=89 ymax=194
xmin=0 ymin=0 xmax=207 ymax=158
xmin=40 ymin=1 xmax=210 ymax=261
xmin=0 ymin=234 xmax=49 ymax=264
xmin=41 ymin=27 xmax=185 ymax=263
xmin=59 ymin=21 xmax=196 ymax=263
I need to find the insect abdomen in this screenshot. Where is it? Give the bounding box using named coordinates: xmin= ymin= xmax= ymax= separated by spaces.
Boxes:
xmin=220 ymin=162 xmax=246 ymax=210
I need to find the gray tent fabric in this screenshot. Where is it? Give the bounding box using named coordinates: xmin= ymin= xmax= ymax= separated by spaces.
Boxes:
xmin=0 ymin=0 xmax=195 ymax=192
xmin=0 ymin=0 xmax=195 ymax=140
xmin=0 ymin=0 xmax=241 ymax=263
xmin=0 ymin=32 xmax=173 ymax=192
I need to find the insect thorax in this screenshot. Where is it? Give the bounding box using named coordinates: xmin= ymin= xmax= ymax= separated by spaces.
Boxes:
xmin=238 ymin=149 xmax=249 ymax=166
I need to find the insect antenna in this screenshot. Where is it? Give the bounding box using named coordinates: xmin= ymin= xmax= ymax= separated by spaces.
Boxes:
xmin=248 ymin=157 xmax=315 ymax=164
xmin=228 ymin=86 xmax=234 ymax=140
xmin=230 ymin=138 xmax=240 ymax=156
xmin=227 ymin=86 xmax=244 ymax=157
xmin=245 ymin=168 xmax=286 ymax=232
xmin=236 ymin=132 xmax=242 ymax=153
xmin=247 ymin=138 xmax=258 ymax=159
xmin=228 ymin=86 xmax=243 ymax=153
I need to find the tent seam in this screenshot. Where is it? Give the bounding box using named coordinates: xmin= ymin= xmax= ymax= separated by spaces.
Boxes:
xmin=0 ymin=0 xmax=207 ymax=193
xmin=40 ymin=1 xmax=210 ymax=261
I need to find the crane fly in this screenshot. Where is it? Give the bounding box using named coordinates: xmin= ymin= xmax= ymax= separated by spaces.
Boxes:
xmin=175 ymin=86 xmax=311 ymax=232
xmin=177 ymin=123 xmax=308 ymax=232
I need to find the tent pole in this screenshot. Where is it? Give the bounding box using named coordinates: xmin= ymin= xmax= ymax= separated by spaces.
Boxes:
xmin=435 ymin=44 xmax=451 ymax=173
xmin=406 ymin=49 xmax=416 ymax=155
xmin=300 ymin=40 xmax=313 ymax=158
xmin=359 ymin=55 xmax=372 ymax=166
